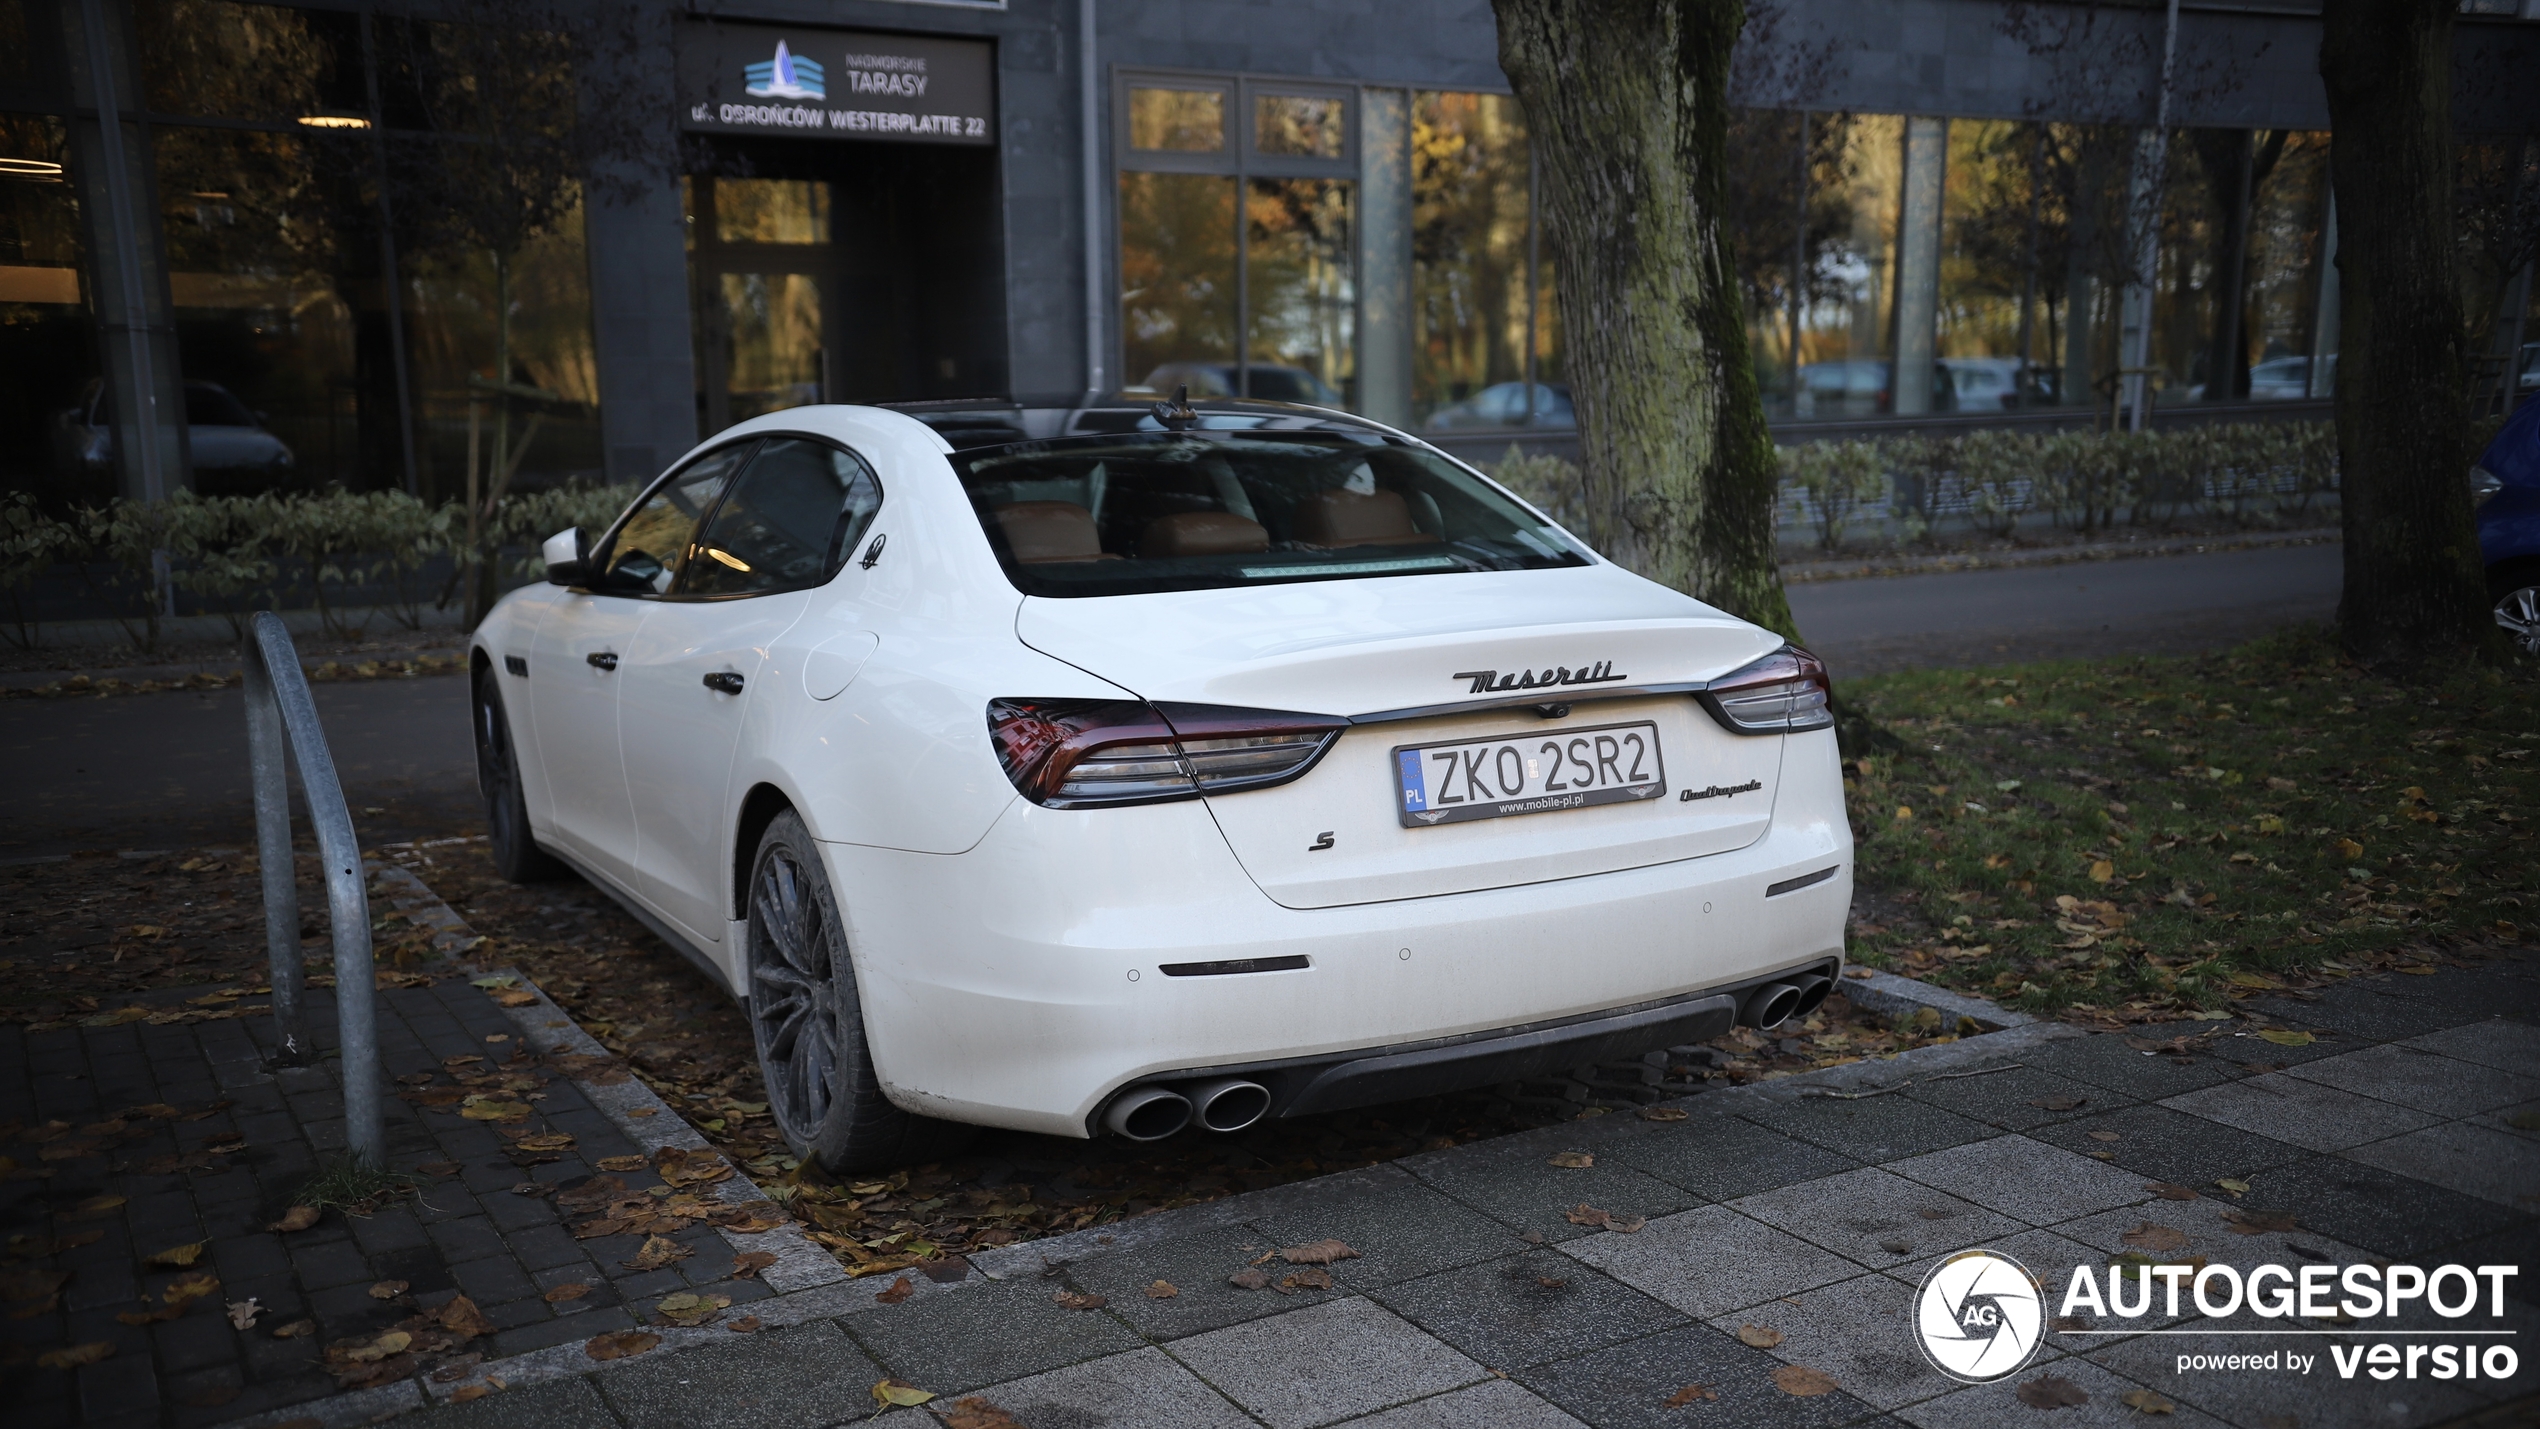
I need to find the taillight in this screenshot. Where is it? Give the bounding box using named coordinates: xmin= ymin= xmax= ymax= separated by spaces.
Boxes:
xmin=986 ymin=700 xmax=1346 ymax=808
xmin=1699 ymin=646 xmax=1833 ymax=734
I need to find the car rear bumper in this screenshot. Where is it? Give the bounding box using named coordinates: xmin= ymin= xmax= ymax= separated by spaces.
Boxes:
xmin=824 ymin=730 xmax=1851 ymax=1138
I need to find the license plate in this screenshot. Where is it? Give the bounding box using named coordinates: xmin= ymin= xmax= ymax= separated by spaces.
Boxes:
xmin=1393 ymin=721 xmax=1667 ymax=827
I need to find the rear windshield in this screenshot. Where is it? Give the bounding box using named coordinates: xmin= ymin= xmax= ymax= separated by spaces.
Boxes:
xmin=952 ymin=427 xmax=1590 ymax=597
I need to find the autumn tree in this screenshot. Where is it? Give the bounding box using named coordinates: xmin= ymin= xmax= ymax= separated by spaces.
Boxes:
xmin=2317 ymin=0 xmax=2497 ymax=666
xmin=1491 ymin=0 xmax=1794 ymax=638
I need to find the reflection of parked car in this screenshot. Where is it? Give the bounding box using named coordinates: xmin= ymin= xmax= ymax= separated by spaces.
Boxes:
xmin=1423 ymin=381 xmax=1574 ymax=430
xmin=1794 ymin=359 xmax=1953 ymax=415
xmin=1137 ymin=362 xmax=1342 ymax=407
xmin=56 ymin=379 xmax=295 ymax=487
xmin=2473 ymin=394 xmax=2540 ymax=656
xmin=2243 ymin=354 xmax=2334 ymax=401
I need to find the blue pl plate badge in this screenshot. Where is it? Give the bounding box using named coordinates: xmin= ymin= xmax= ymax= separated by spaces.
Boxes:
xmin=1398 ymin=748 xmax=1428 ymax=812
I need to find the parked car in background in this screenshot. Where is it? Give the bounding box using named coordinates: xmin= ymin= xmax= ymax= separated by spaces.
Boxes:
xmin=1793 ymin=359 xmax=1954 ymax=416
xmin=2244 ymin=354 xmax=2335 ymax=401
xmin=470 ymin=396 xmax=1852 ymax=1170
xmin=2474 ymin=394 xmax=2540 ymax=656
xmin=1137 ymin=362 xmax=1343 ymax=408
xmin=54 ymin=379 xmax=295 ymax=492
xmin=1423 ymin=381 xmax=1575 ymax=430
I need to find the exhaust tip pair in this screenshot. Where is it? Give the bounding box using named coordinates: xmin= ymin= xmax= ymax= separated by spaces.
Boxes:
xmin=1738 ymin=971 xmax=1834 ymax=1032
xmin=1101 ymin=1077 xmax=1272 ymax=1141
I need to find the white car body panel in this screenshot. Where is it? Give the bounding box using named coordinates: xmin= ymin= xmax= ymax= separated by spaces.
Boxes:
xmin=470 ymin=402 xmax=1852 ymax=1140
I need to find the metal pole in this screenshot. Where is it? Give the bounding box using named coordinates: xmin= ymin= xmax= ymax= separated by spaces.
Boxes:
xmin=1080 ymin=0 xmax=1107 ymax=402
xmin=76 ymin=0 xmax=166 ymax=504
xmin=243 ymin=638 xmax=307 ymax=1064
xmin=2122 ymin=0 xmax=2181 ymax=432
xmin=245 ymin=611 xmax=381 ymax=1164
xmin=1524 ymin=145 xmax=1539 ymax=425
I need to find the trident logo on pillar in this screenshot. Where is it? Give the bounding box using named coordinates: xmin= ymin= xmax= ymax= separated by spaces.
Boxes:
xmin=745 ymin=39 xmax=826 ymax=101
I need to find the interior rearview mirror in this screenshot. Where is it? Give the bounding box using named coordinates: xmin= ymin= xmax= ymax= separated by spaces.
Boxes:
xmin=543 ymin=526 xmax=592 ymax=586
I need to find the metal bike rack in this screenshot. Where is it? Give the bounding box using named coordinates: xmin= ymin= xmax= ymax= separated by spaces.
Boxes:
xmin=242 ymin=610 xmax=382 ymax=1164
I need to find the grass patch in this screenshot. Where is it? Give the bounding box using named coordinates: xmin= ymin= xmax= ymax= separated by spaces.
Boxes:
xmin=1841 ymin=625 xmax=2535 ymax=1022
xmin=296 ymin=1151 xmax=422 ymax=1215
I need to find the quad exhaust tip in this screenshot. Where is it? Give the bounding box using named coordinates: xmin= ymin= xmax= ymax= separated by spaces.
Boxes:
xmin=1187 ymin=1078 xmax=1272 ymax=1133
xmin=1102 ymin=1085 xmax=1191 ymax=1141
xmin=1739 ymin=980 xmax=1803 ymax=1031
xmin=1790 ymin=973 xmax=1833 ymax=1019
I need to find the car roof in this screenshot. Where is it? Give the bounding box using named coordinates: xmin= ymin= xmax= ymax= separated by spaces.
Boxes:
xmin=878 ymin=396 xmax=1411 ymax=453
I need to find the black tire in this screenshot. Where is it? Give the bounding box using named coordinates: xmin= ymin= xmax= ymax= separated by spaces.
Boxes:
xmin=2491 ymin=559 xmax=2540 ymax=658
xmin=473 ymin=668 xmax=565 ymax=883
xmin=746 ymin=810 xmax=974 ymax=1173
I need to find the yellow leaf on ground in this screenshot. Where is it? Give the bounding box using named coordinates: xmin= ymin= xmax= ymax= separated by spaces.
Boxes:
xmin=1546 ymin=1151 xmax=1595 ymax=1168
xmin=1773 ymin=1365 xmax=1840 ymax=1397
xmin=872 ymin=1379 xmax=936 ymax=1407
xmin=36 ymin=1342 xmax=114 ymax=1369
xmin=2121 ymin=1387 xmax=2177 ymax=1414
xmin=2258 ymin=1029 xmax=2315 ymax=1046
xmin=2089 ymin=860 xmax=2115 ymax=884
xmin=144 ymin=1242 xmax=206 ymax=1268
xmin=583 ymin=1330 xmax=660 ymax=1360
xmin=494 ymin=990 xmax=538 ymax=1007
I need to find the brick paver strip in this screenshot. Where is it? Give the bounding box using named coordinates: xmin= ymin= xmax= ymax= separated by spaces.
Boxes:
xmin=12 ymin=849 xmax=2530 ymax=1429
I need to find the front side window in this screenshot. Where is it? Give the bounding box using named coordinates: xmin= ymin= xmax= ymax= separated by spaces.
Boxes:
xmin=601 ymin=441 xmax=754 ymax=594
xmin=680 ymin=437 xmax=881 ymax=597
xmin=955 ymin=427 xmax=1587 ymax=598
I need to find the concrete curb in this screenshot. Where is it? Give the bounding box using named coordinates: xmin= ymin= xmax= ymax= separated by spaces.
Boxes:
xmin=1837 ymin=966 xmax=2036 ymax=1032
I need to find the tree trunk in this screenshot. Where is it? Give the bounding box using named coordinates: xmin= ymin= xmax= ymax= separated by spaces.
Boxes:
xmin=2318 ymin=0 xmax=2496 ymax=667
xmin=1493 ymin=0 xmax=1795 ymax=638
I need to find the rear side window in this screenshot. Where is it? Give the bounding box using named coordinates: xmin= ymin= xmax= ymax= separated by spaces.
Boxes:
xmin=954 ymin=428 xmax=1588 ymax=597
xmin=604 ymin=442 xmax=754 ymax=595
xmin=680 ymin=437 xmax=882 ymax=597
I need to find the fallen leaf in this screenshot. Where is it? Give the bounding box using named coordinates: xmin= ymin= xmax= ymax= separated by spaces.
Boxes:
xmin=1280 ymin=1239 xmax=1360 ymax=1266
xmin=653 ymin=1292 xmax=729 ymax=1327
xmin=2027 ymin=1096 xmax=2088 ymax=1111
xmin=368 ymin=1280 xmax=409 ymax=1300
xmin=1772 ymin=1365 xmax=1839 ymax=1397
xmin=584 ymin=1330 xmax=660 ymax=1361
xmin=2507 ymin=1111 xmax=2540 ymax=1131
xmin=143 ymin=1241 xmax=206 ymax=1268
xmin=2121 ymin=1223 xmax=2189 ymax=1253
xmin=2088 ymin=1130 xmax=2123 ymax=1143
xmin=458 ymin=1097 xmax=532 ymax=1122
xmin=2018 ymin=1374 xmax=2090 ymax=1409
xmin=495 ymin=990 xmax=538 ymax=1007
xmin=542 ymin=1283 xmax=590 ymax=1303
xmin=71 ymin=1194 xmax=126 ymax=1218
xmin=2121 ymin=1387 xmax=2176 ymax=1414
xmin=227 ymin=1298 xmax=263 ymax=1329
xmin=342 ymin=1330 xmax=412 ymax=1362
xmin=1664 ymin=1383 xmax=1720 ymax=1405
xmin=2257 ymin=1029 xmax=2315 ymax=1047
xmin=1547 ymin=1150 xmax=1595 ymax=1168
xmin=2222 ymin=1208 xmax=2300 ymax=1236
xmin=509 ymin=1132 xmax=575 ymax=1152
xmin=269 ymin=1206 xmax=320 ymax=1233
xmin=1639 ymin=1106 xmax=1689 ymax=1122
xmin=726 ymin=1315 xmax=762 ymax=1333
xmin=1537 ymin=1276 xmax=1568 ymax=1290
xmin=1145 ymin=1279 xmax=1179 ymax=1299
xmin=36 ymin=1342 xmax=114 ymax=1369
xmin=2336 ymin=837 xmax=2364 ymax=861
xmin=162 ymin=1273 xmax=219 ymax=1306
xmin=2089 ymin=860 xmax=2115 ymax=884
xmin=416 ymin=1162 xmax=462 ymax=1177
xmin=1052 ymin=1289 xmax=1107 ymax=1310
xmin=1565 ymin=1203 xmax=1647 ymax=1234
xmin=731 ymin=1252 xmax=778 ymax=1280
xmin=940 ymin=1399 xmax=1027 ymax=1429
xmin=872 ymin=1378 xmax=936 ymax=1408
xmin=623 ymin=1235 xmax=692 ymax=1272
xmin=594 ymin=1155 xmax=648 ymax=1172
xmin=1228 ymin=1269 xmax=1270 ymax=1290
xmin=1738 ymin=1324 xmax=1784 ymax=1348
xmin=271 ymin=1319 xmax=317 ymax=1339
xmin=2050 ymin=1316 xmax=2092 ymax=1332
xmin=438 ymin=1295 xmax=495 ymax=1339
xmin=2145 ymin=1182 xmax=2200 ymax=1202
xmin=875 ymin=1276 xmax=915 ymax=1305
xmin=2216 ymin=1178 xmax=2251 ymax=1197
xmin=448 ymin=1384 xmax=492 ymax=1404
xmin=1277 ymin=1268 xmax=1333 ymax=1293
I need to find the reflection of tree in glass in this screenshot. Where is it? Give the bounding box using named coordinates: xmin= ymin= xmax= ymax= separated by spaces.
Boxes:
xmin=1246 ymin=179 xmax=1354 ymax=394
xmin=1255 ymin=96 xmax=1344 ymax=159
xmin=1411 ymin=93 xmax=1531 ymax=417
xmin=1119 ymin=172 xmax=1237 ymax=380
xmin=1128 ymin=88 xmax=1223 ymax=153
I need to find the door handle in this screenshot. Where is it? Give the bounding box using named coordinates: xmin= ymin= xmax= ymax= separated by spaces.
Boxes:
xmin=586 ymin=652 xmax=618 ymax=672
xmin=702 ymin=671 xmax=745 ymax=695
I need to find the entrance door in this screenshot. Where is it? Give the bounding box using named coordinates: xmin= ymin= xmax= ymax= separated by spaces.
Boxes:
xmin=690 ymin=176 xmax=843 ymax=435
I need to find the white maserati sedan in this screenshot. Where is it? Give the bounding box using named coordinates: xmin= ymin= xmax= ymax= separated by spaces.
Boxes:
xmin=470 ymin=396 xmax=1851 ymax=1171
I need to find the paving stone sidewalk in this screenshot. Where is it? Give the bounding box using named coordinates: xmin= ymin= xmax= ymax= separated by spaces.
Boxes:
xmin=0 ymin=961 xmax=829 ymax=1429
xmin=184 ymin=949 xmax=2534 ymax=1429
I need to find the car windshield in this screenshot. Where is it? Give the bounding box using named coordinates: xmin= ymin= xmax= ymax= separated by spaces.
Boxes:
xmin=952 ymin=427 xmax=1590 ymax=598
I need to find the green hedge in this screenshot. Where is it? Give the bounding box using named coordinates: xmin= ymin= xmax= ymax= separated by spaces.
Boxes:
xmin=0 ymin=484 xmax=638 ymax=651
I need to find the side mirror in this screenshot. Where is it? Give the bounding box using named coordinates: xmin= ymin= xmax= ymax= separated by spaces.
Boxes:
xmin=543 ymin=526 xmax=592 ymax=586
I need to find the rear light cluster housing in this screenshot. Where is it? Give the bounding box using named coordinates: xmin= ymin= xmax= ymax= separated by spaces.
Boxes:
xmin=988 ymin=645 xmax=1830 ymax=807
xmin=987 ymin=700 xmax=1347 ymax=808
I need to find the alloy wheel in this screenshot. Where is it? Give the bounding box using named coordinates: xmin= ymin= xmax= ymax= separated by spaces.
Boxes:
xmin=2499 ymin=585 xmax=2540 ymax=657
xmin=476 ymin=689 xmax=524 ymax=851
xmin=751 ymin=848 xmax=840 ymax=1142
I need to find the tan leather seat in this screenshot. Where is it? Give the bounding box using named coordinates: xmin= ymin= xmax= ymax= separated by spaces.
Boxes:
xmin=1295 ymin=487 xmax=1440 ymax=548
xmin=995 ymin=501 xmax=1119 ymax=563
xmin=1141 ymin=510 xmax=1269 ymax=557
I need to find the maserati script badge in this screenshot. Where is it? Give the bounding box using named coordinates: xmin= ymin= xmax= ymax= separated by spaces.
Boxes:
xmin=1451 ymin=662 xmax=1627 ymax=695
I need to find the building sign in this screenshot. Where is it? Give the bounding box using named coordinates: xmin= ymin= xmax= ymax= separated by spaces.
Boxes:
xmin=678 ymin=22 xmax=994 ymax=145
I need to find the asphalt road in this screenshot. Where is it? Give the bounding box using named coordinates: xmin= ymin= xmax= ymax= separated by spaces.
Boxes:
xmin=1788 ymin=541 xmax=2341 ymax=678
xmin=0 ymin=544 xmax=2343 ymax=857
